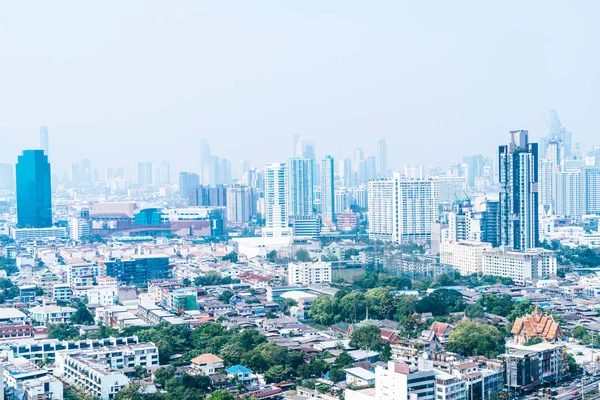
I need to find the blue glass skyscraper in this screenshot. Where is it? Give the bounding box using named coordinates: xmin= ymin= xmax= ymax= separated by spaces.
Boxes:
xmin=16 ymin=150 xmax=52 ymax=228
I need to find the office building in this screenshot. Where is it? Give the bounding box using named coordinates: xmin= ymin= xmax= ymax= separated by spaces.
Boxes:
xmin=188 ymin=185 xmax=227 ymax=207
xmin=367 ymin=179 xmax=395 ymax=241
xmin=288 ymin=262 xmax=332 ymax=285
xmin=291 ymin=215 xmax=321 ymax=238
xmin=376 ymin=137 xmax=388 ymax=178
xmin=16 ymin=150 xmax=52 ymax=228
xmin=582 ymin=167 xmax=600 ymax=215
xmin=554 ymin=170 xmax=581 ymax=218
xmin=440 ymin=241 xmax=492 ymax=276
xmin=39 ymin=126 xmax=49 ymax=155
xmin=69 ymin=217 xmax=90 ymax=241
xmin=103 ymin=255 xmax=171 ymax=285
xmin=226 ymin=185 xmax=255 ymax=224
xmin=11 ymin=226 xmax=67 ymax=241
xmin=321 ymin=155 xmax=335 ymax=223
xmin=482 ymin=248 xmax=556 ymax=285
xmin=263 ymin=163 xmax=291 ymax=237
xmin=501 ymin=342 xmax=564 ymax=393
xmin=499 ymin=130 xmax=539 ymax=250
xmin=288 ymin=157 xmax=314 ymax=217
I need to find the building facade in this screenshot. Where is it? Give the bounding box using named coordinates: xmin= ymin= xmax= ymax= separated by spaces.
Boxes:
xmin=16 ymin=150 xmax=52 ymax=228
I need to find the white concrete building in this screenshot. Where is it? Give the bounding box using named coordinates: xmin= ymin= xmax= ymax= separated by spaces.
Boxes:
xmin=582 ymin=167 xmax=600 ymax=215
xmin=434 ymin=371 xmax=467 ymax=400
xmin=54 ymin=343 xmax=159 ymax=400
xmin=554 ymin=170 xmax=581 ymax=218
xmin=2 ymin=357 xmax=64 ymax=400
xmin=482 ymin=248 xmax=557 ymax=285
xmin=288 ymin=262 xmax=332 ymax=285
xmin=396 ymin=176 xmax=439 ymax=244
xmin=375 ymin=361 xmax=435 ymax=400
xmin=263 ymin=163 xmax=292 ymax=237
xmin=29 ymin=305 xmax=76 ymax=324
xmin=368 ymin=179 xmax=395 ymax=241
xmin=440 ymin=241 xmax=492 ymax=276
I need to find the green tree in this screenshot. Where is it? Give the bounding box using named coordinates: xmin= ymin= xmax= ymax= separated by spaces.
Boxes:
xmin=445 ymin=321 xmax=504 ymax=358
xmin=397 ymin=313 xmax=422 ymax=339
xmin=573 ymin=326 xmax=587 ymax=340
xmin=335 ymin=351 xmax=354 ymax=368
xmin=339 ymin=292 xmax=367 ymax=322
xmin=137 ymin=323 xmax=192 ymax=364
xmin=506 ymin=300 xmax=535 ymax=322
xmin=380 ymin=343 xmax=392 ymax=362
xmin=565 ymin=353 xmax=578 ymax=375
xmin=265 ymin=365 xmax=288 ymax=383
xmin=366 ymin=287 xmax=398 ymax=320
xmin=266 ymin=250 xmax=277 ymax=262
xmin=416 ymin=289 xmax=465 ymax=316
xmin=47 ymin=323 xmax=79 ymax=340
xmin=218 ymin=290 xmax=235 ymax=303
xmin=70 ymin=303 xmax=94 ymax=325
xmin=223 ymin=251 xmax=239 ymax=263
xmin=465 ymin=304 xmax=485 ymax=319
xmin=308 ymin=295 xmax=336 ymax=325
xmin=282 ymin=298 xmax=298 ymax=315
xmin=328 ymin=368 xmax=346 ymax=383
xmin=295 ymin=249 xmax=311 ymax=262
xmin=350 ymin=325 xmax=382 ymax=351
xmin=182 ymin=278 xmax=192 ymax=287
xmin=478 ymin=294 xmax=514 ymax=317
xmin=207 ymin=390 xmax=236 ymax=400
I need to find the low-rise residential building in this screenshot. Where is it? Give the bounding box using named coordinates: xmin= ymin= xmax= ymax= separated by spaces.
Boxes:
xmin=2 ymin=357 xmax=64 ymax=400
xmin=29 ymin=305 xmax=77 ymax=324
xmin=54 ymin=343 xmax=159 ymax=400
xmin=346 ymin=367 xmax=376 ymax=387
xmin=191 ymin=353 xmax=224 ymax=376
xmin=0 ymin=308 xmax=33 ymax=341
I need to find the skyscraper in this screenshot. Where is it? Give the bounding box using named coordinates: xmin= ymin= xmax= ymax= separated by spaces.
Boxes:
xmin=136 ymin=161 xmax=153 ymax=185
xmin=499 ymin=130 xmax=539 ymax=251
xmin=395 ymin=175 xmax=439 ymax=244
xmin=376 ymin=137 xmax=388 ymax=178
xmin=320 ymin=155 xmax=335 ymax=223
xmin=582 ymin=167 xmax=600 ymax=215
xmin=368 ymin=179 xmax=395 ymax=241
xmin=554 ymin=170 xmax=581 ymax=218
xmin=39 ymin=126 xmax=49 ymax=156
xmin=16 ymin=150 xmax=52 ymax=228
xmin=287 ymin=157 xmax=314 ymax=217
xmin=199 ymin=138 xmax=212 ymax=185
xmin=263 ymin=163 xmax=291 ymax=237
xmin=226 ymin=185 xmax=255 ymax=224
xmin=179 ymin=172 xmax=199 ymax=198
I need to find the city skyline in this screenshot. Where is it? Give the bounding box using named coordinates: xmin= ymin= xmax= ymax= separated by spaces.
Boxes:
xmin=2 ymin=2 xmax=600 ymax=173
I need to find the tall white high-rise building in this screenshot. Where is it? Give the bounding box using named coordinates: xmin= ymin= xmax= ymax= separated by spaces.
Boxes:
xmin=40 ymin=126 xmax=49 ymax=156
xmin=368 ymin=174 xmax=438 ymax=244
xmin=367 ymin=179 xmax=395 ymax=241
xmin=321 ymin=155 xmax=335 ymax=223
xmin=376 ymin=137 xmax=388 ymax=178
xmin=199 ymin=138 xmax=212 ymax=185
xmin=263 ymin=163 xmax=291 ymax=237
xmin=499 ymin=130 xmax=539 ymax=251
xmin=396 ymin=175 xmax=439 ymax=244
xmin=287 ymin=157 xmax=314 ymax=217
xmin=554 ymin=170 xmax=581 ymax=218
xmin=538 ymin=159 xmax=554 ymax=213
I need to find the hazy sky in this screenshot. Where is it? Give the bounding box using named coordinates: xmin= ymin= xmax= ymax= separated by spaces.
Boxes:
xmin=1 ymin=1 xmax=599 ymax=177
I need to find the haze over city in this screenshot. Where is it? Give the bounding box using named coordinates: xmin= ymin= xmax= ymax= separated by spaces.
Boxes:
xmin=2 ymin=1 xmax=600 ymax=176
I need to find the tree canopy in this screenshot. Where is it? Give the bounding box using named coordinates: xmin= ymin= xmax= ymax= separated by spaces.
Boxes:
xmin=445 ymin=321 xmax=504 ymax=358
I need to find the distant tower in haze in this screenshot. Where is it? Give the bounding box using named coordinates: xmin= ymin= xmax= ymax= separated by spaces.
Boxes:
xmin=16 ymin=150 xmax=52 ymax=228
xmin=376 ymin=137 xmax=388 ymax=178
xmin=320 ymin=155 xmax=335 ymax=223
xmin=499 ymin=130 xmax=539 ymax=251
xmin=40 ymin=126 xmax=49 ymax=156
xmin=200 ymin=138 xmax=212 ymax=185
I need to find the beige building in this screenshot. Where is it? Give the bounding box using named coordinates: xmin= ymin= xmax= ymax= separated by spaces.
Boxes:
xmin=482 ymin=248 xmax=556 ymax=285
xmin=440 ymin=241 xmax=492 ymax=276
